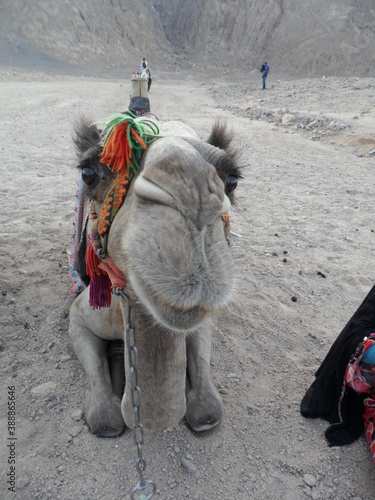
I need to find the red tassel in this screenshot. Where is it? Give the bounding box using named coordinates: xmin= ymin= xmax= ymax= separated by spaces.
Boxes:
xmin=89 ymin=273 xmax=112 ymax=309
xmin=85 ymin=238 xmax=112 ymax=309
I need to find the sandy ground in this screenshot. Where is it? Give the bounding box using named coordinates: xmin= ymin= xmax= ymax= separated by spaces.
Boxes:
xmin=1 ymin=68 xmax=375 ymax=499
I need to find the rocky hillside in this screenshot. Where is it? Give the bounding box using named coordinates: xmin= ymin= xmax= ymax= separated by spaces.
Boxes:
xmin=0 ymin=0 xmax=172 ymax=72
xmin=0 ymin=0 xmax=374 ymax=77
xmin=152 ymin=0 xmax=375 ymax=77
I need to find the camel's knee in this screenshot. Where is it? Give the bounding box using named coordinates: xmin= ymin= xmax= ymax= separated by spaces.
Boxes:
xmin=69 ymin=301 xmax=125 ymax=437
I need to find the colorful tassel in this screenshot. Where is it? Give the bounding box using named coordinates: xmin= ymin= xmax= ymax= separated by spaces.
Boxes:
xmin=222 ymin=212 xmax=231 ymax=245
xmin=86 ymin=112 xmax=160 ymax=309
xmin=85 ymin=236 xmax=112 ymax=309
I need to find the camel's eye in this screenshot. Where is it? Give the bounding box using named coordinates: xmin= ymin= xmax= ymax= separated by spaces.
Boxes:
xmin=225 ymin=175 xmax=237 ymax=194
xmin=82 ymin=166 xmax=97 ymax=186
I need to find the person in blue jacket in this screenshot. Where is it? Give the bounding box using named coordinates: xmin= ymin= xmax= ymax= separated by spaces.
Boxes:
xmin=260 ymin=61 xmax=270 ymax=90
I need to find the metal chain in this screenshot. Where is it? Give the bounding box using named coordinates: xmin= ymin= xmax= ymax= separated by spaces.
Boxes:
xmin=113 ymin=288 xmax=156 ymax=499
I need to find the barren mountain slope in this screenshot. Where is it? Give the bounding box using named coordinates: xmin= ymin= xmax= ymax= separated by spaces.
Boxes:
xmin=0 ymin=0 xmax=172 ymax=71
xmin=152 ymin=0 xmax=375 ymax=76
xmin=0 ymin=0 xmax=374 ymax=76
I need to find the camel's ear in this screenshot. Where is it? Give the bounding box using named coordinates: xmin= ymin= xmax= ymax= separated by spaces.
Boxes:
xmin=73 ymin=119 xmax=101 ymax=154
xmin=207 ymin=120 xmax=234 ymax=151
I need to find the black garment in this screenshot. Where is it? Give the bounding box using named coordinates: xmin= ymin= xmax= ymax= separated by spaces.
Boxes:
xmin=260 ymin=64 xmax=265 ymax=73
xmin=301 ymin=284 xmax=375 ymax=446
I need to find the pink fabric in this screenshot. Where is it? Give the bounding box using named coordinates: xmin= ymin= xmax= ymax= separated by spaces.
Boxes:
xmin=67 ymin=175 xmax=87 ymax=294
xmin=363 ymin=395 xmax=375 ymax=463
xmin=98 ymin=256 xmax=127 ymax=289
xmin=344 ymin=333 xmax=375 ymax=465
xmin=345 ymin=334 xmax=375 ymax=393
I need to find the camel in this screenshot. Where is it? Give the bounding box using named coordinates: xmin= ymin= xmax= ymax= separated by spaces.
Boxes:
xmin=68 ymin=114 xmax=241 ymax=438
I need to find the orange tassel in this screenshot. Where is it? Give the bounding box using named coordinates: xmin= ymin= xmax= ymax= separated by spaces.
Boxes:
xmin=131 ymin=128 xmax=147 ymax=149
xmin=100 ymin=122 xmax=129 ymax=173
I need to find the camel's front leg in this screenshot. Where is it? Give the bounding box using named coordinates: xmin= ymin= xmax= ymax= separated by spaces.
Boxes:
xmin=69 ymin=295 xmax=125 ymax=437
xmin=185 ymin=324 xmax=222 ymax=431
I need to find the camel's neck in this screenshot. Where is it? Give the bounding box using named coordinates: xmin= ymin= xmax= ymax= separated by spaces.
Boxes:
xmin=120 ymin=302 xmax=187 ymax=429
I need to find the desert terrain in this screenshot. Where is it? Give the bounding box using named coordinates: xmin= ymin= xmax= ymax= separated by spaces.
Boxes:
xmin=0 ymin=65 xmax=375 ymax=500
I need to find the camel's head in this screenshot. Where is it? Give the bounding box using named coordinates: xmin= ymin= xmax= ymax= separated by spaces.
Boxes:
xmin=75 ymin=119 xmax=241 ymax=332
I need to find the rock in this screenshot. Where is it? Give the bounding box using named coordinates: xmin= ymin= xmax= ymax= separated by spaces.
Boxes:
xmin=65 ymin=433 xmax=73 ymax=443
xmin=306 ymin=119 xmax=318 ymax=130
xmin=45 ymin=315 xmax=54 ymax=324
xmin=181 ymin=456 xmax=197 ymax=473
xmin=31 ymin=381 xmax=57 ymax=398
xmin=67 ymin=425 xmax=83 ymax=437
xmin=303 ymin=473 xmax=317 ymax=487
xmin=60 ymin=354 xmax=71 ymax=362
xmin=353 ymin=81 xmax=368 ymax=90
xmin=282 ymin=113 xmax=295 ymax=125
xmin=71 ymin=408 xmax=83 ymax=421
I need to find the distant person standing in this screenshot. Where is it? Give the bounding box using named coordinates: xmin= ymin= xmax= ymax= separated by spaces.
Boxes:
xmin=140 ymin=57 xmax=148 ymax=72
xmin=260 ymin=61 xmax=270 ymax=90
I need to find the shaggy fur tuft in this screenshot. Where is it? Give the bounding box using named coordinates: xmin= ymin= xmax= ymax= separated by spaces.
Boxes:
xmin=206 ymin=120 xmax=234 ymax=151
xmin=206 ymin=121 xmax=243 ymax=203
xmin=73 ymin=118 xmax=115 ymax=202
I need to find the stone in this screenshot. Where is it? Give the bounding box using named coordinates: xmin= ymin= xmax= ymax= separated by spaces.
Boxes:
xmin=306 ymin=119 xmax=318 ymax=129
xmin=353 ymin=81 xmax=368 ymax=90
xmin=67 ymin=425 xmax=83 ymax=437
xmin=303 ymin=473 xmax=317 ymax=487
xmin=282 ymin=113 xmax=296 ymax=125
xmin=71 ymin=408 xmax=83 ymax=421
xmin=31 ymin=381 xmax=57 ymax=398
xmin=181 ymin=456 xmax=197 ymax=473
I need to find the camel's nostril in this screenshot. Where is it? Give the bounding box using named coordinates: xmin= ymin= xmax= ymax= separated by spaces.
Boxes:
xmin=134 ymin=175 xmax=175 ymax=206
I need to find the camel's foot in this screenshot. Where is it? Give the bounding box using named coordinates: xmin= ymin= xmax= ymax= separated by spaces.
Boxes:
xmin=185 ymin=388 xmax=222 ymax=432
xmin=85 ymin=393 xmax=125 ymax=438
